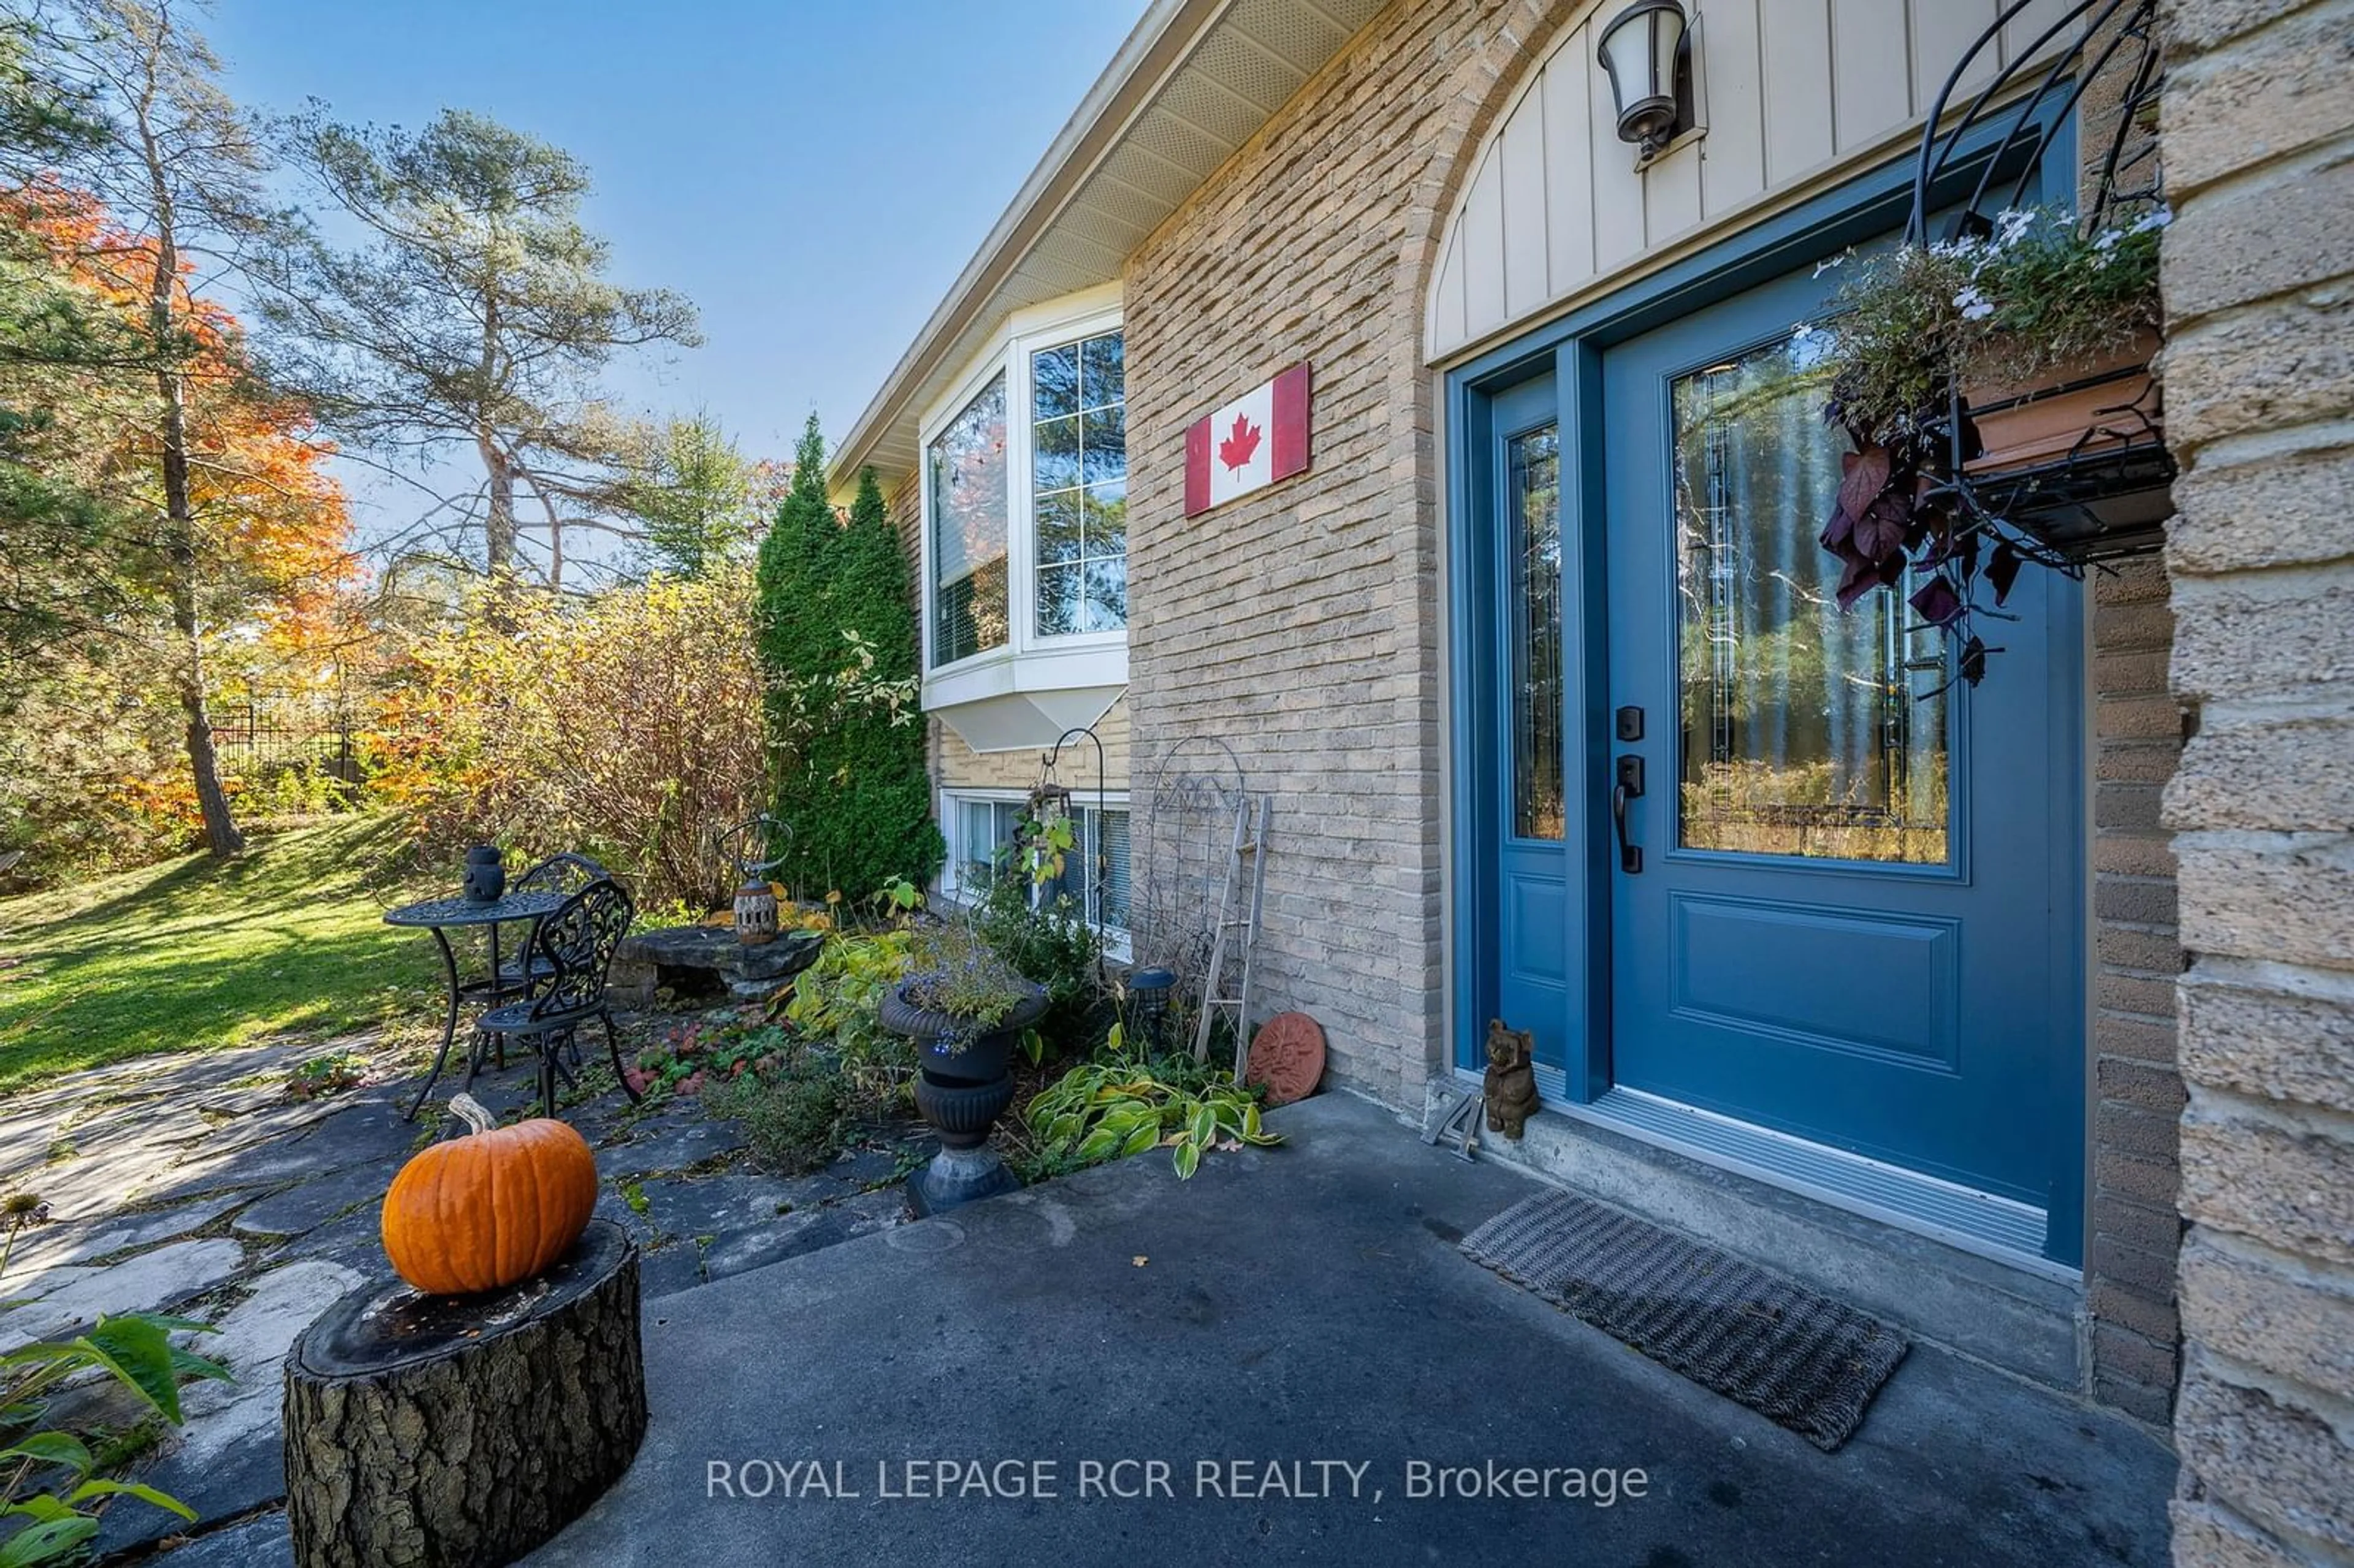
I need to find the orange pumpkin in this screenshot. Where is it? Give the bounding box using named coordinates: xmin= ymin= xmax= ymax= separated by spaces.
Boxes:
xmin=383 ymin=1094 xmax=598 ymax=1295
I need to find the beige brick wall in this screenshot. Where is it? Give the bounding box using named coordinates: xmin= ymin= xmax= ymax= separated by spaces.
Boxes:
xmin=2158 ymin=1 xmax=2354 ymax=1562
xmin=1121 ymin=0 xmax=1572 ymax=1108
xmin=2091 ymin=555 xmax=2191 ymax=1425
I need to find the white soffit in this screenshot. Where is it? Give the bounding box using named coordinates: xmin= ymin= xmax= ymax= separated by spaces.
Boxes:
xmin=934 ymin=687 xmax=1128 ymax=755
xmin=832 ymin=0 xmax=1389 ymax=498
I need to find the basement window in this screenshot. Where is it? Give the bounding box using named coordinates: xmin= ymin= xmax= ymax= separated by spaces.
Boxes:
xmin=940 ymin=788 xmax=1131 ymax=953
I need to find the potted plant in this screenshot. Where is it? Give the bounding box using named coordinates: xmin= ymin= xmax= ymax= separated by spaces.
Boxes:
xmin=878 ymin=921 xmax=1049 ymax=1213
xmin=1811 ymin=201 xmax=2171 ymax=684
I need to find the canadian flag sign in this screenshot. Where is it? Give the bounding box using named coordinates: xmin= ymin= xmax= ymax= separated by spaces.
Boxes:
xmin=1184 ymin=362 xmax=1311 ymax=517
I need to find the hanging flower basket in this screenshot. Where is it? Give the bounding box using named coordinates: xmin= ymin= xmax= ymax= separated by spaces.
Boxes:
xmin=1811 ymin=204 xmax=2171 ymax=686
xmin=1961 ymin=329 xmax=2171 ymax=562
xmin=1808 ymin=0 xmax=2173 ymax=685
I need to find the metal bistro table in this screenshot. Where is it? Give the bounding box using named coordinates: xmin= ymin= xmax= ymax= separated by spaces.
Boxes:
xmin=384 ymin=890 xmax=567 ymax=1119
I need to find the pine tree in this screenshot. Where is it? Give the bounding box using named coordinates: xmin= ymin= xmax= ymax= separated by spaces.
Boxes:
xmin=754 ymin=419 xmax=940 ymax=900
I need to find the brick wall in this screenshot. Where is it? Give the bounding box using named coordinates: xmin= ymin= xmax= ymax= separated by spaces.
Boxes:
xmin=2075 ymin=12 xmax=2193 ymax=1426
xmin=2158 ymin=0 xmax=2354 ymax=1562
xmin=1122 ymin=0 xmax=1569 ymax=1108
xmin=2090 ymin=555 xmax=2190 ymax=1425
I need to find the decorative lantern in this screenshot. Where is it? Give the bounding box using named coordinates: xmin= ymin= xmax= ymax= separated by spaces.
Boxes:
xmin=733 ymin=877 xmax=780 ymax=946
xmin=462 ymin=845 xmax=505 ymax=904
xmin=1596 ymin=0 xmax=1693 ymax=164
xmin=1128 ymin=966 xmax=1176 ymax=1051
xmin=723 ymin=814 xmax=790 ymax=947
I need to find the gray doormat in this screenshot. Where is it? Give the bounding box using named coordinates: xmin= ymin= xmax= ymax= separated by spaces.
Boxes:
xmin=1460 ymin=1187 xmax=1908 ymax=1451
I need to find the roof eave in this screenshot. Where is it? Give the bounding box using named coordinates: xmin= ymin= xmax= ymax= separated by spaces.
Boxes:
xmin=828 ymin=0 xmax=1230 ymax=496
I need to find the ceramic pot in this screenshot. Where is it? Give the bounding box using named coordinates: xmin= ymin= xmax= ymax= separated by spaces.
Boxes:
xmin=462 ymin=846 xmax=506 ymax=904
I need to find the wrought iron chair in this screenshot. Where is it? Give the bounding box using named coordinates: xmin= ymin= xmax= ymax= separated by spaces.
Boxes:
xmin=498 ymin=852 xmax=612 ymax=988
xmin=486 ymin=852 xmax=614 ymax=1067
xmin=514 ymin=851 xmax=611 ymax=896
xmin=470 ymin=877 xmax=641 ymax=1117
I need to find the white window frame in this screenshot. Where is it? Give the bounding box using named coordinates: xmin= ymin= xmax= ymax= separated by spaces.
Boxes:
xmin=937 ymin=786 xmax=1133 ymax=961
xmin=918 ymin=287 xmax=1127 ymax=715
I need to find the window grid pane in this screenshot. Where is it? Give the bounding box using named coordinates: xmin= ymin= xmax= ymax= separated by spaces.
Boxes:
xmin=1030 ymin=329 xmax=1126 ymax=637
xmin=946 ymin=797 xmax=1129 ymax=936
xmin=929 ymin=374 xmax=1010 ymax=667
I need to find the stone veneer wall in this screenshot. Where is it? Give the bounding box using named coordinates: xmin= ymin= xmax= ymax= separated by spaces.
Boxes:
xmin=2158 ymin=0 xmax=2354 ymax=1562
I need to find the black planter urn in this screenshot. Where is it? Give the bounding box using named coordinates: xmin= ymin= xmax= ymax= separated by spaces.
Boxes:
xmin=879 ymin=978 xmax=1048 ymax=1216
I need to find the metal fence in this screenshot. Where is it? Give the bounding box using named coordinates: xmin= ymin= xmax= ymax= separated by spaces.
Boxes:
xmin=208 ymin=687 xmax=363 ymax=781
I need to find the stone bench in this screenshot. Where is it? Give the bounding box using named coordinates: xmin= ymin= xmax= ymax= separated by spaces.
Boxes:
xmin=609 ymin=924 xmax=823 ymax=1006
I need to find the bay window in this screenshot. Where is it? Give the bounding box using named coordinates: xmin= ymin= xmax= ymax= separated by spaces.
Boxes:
xmin=921 ymin=302 xmax=1127 ymax=704
xmin=928 ymin=372 xmax=1010 ymax=666
xmin=1029 ymin=329 xmax=1126 ymax=637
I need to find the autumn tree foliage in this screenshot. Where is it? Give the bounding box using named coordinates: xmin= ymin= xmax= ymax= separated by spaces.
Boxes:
xmin=0 ymin=180 xmax=354 ymax=877
xmin=371 ymin=567 xmax=768 ymax=908
xmin=0 ymin=0 xmax=345 ymax=859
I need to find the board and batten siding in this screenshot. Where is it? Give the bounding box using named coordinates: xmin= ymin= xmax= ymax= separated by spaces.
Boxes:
xmin=1427 ymin=0 xmax=2076 ymax=362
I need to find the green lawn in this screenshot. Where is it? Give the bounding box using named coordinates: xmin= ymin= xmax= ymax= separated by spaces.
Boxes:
xmin=0 ymin=816 xmax=444 ymax=1093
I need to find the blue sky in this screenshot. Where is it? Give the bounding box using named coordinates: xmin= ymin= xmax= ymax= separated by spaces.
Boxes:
xmin=205 ymin=0 xmax=1150 ymax=546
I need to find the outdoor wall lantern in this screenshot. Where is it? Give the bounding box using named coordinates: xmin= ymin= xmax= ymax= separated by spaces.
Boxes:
xmin=1596 ymin=0 xmax=1695 ymax=168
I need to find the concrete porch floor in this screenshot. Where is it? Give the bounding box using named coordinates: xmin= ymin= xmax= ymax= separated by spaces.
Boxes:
xmin=530 ymin=1092 xmax=2175 ymax=1568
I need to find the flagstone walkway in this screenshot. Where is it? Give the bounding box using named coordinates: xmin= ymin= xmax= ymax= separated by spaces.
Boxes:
xmin=0 ymin=1029 xmax=918 ymax=1562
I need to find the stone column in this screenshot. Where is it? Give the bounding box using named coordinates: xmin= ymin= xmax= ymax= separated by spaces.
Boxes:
xmin=2158 ymin=1 xmax=2354 ymax=1562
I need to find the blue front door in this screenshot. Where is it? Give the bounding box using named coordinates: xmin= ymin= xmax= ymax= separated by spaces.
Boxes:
xmin=1599 ymin=265 xmax=2082 ymax=1216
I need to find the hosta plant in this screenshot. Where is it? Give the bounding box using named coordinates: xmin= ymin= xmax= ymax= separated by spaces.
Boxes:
xmin=1 ymin=1312 xmax=230 ymax=1566
xmin=782 ymin=929 xmax=916 ymax=1064
xmin=1024 ymin=1025 xmax=1282 ymax=1181
xmin=1810 ymin=203 xmax=2166 ymax=685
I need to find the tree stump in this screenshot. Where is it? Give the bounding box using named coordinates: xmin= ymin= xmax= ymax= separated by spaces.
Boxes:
xmin=283 ymin=1218 xmax=646 ymax=1568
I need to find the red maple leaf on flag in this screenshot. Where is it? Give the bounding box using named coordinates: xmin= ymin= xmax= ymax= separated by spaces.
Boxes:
xmin=1217 ymin=413 xmax=1262 ymax=473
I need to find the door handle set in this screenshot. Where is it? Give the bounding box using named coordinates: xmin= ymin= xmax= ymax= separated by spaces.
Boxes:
xmin=1611 ymin=704 xmax=1645 ymax=874
xmin=1610 ymin=704 xmax=1645 ymax=873
xmin=1613 ymin=754 xmax=1644 ymax=873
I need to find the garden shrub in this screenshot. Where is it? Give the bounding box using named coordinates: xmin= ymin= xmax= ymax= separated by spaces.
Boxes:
xmin=371 ymin=567 xmax=766 ymax=908
xmin=969 ymin=867 xmax=1105 ymax=1051
xmin=701 ymin=1056 xmax=849 ymax=1175
xmin=755 ymin=417 xmax=939 ymax=902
